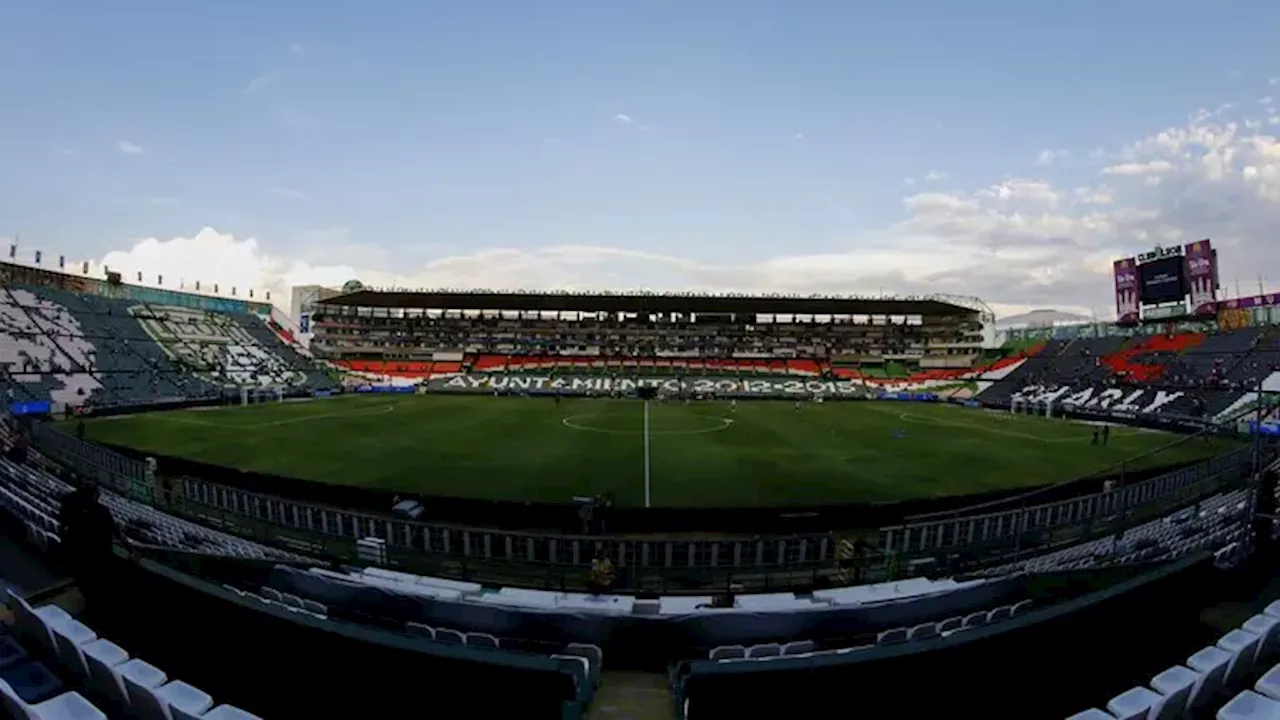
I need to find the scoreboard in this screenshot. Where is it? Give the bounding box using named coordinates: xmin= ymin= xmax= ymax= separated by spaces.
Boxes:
xmin=1113 ymin=240 xmax=1218 ymax=325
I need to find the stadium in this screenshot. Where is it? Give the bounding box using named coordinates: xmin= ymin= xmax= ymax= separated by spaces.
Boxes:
xmin=1 ymin=236 xmax=1279 ymax=720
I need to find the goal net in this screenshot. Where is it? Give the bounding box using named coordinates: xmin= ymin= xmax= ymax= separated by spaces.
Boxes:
xmin=1010 ymin=398 xmax=1054 ymax=418
xmin=241 ymin=387 xmax=285 ymax=406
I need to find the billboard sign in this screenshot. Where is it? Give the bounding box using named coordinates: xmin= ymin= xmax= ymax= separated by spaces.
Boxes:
xmin=1183 ymin=239 xmax=1218 ymax=316
xmin=1138 ymin=255 xmax=1188 ymax=305
xmin=1113 ymin=257 xmax=1140 ymax=324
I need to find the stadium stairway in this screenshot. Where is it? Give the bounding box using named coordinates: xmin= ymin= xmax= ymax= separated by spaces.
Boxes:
xmin=586 ymin=672 xmax=675 ymax=720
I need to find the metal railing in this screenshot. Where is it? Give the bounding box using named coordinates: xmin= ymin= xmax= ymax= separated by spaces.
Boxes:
xmin=30 ymin=422 xmax=1258 ymax=592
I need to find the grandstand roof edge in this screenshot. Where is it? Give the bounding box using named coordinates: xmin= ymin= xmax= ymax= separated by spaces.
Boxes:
xmin=315 ymin=289 xmax=977 ymax=316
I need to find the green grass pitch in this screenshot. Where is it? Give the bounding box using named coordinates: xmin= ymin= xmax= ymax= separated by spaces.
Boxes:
xmin=77 ymin=394 xmax=1235 ymax=508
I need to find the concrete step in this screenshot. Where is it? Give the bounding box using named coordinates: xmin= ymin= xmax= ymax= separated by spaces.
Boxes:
xmin=586 ymin=671 xmax=675 ymax=720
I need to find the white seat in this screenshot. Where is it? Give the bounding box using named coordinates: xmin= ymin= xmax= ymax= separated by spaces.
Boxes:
xmin=203 ymin=705 xmax=262 ymax=720
xmin=907 ymin=623 xmax=938 ymax=641
xmin=1106 ymin=686 xmax=1165 ymax=720
xmin=0 ymin=678 xmax=107 ymax=720
xmin=435 ymin=628 xmax=465 ymax=645
xmin=161 ymin=682 xmax=215 ymax=720
xmin=1217 ymin=690 xmax=1280 ymax=720
xmin=1220 ymin=630 xmax=1263 ymax=686
xmin=876 ymin=628 xmax=908 ymax=645
xmin=711 ymin=645 xmax=746 ymax=661
xmin=120 ymin=658 xmax=169 ymax=715
xmin=7 ymin=590 xmax=72 ymax=653
xmin=1187 ymin=646 xmax=1233 ymax=709
xmin=465 ymin=632 xmax=500 ymax=649
xmin=1149 ymin=665 xmax=1196 ymax=719
xmin=82 ymin=639 xmax=130 ymax=708
xmin=1245 ymin=616 xmax=1280 ymax=663
xmin=1256 ymin=663 xmax=1280 ymax=701
xmin=49 ymin=619 xmax=98 ymax=681
xmin=746 ymin=643 xmax=780 ymax=659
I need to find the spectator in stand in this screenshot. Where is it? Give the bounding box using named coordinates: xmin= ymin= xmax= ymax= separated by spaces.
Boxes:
xmin=59 ymin=477 xmax=129 ymax=617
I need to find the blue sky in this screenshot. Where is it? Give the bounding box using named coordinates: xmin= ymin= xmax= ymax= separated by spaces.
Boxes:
xmin=2 ymin=1 xmax=1280 ymax=316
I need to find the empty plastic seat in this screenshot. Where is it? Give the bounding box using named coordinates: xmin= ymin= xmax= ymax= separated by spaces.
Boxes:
xmin=465 ymin=633 xmax=500 ymax=650
xmin=1010 ymin=599 xmax=1033 ymax=616
xmin=907 ymin=623 xmax=938 ymax=641
xmin=6 ymin=591 xmax=72 ymax=654
xmin=937 ymin=617 xmax=962 ymax=634
xmin=564 ymin=643 xmax=602 ymax=688
xmin=49 ymin=620 xmax=97 ymax=681
xmin=160 ymin=682 xmax=215 ymax=720
xmin=710 ymin=645 xmax=744 ymax=661
xmin=962 ymin=612 xmax=987 ymax=629
xmin=1217 ymin=690 xmax=1280 ymax=720
xmin=746 ymin=643 xmax=780 ymax=659
xmin=1149 ymin=665 xmax=1196 ymax=718
xmin=876 ymin=627 xmax=908 ymax=645
xmin=986 ymin=605 xmax=1013 ymax=623
xmin=0 ymin=678 xmax=106 ymax=720
xmin=1257 ymin=663 xmax=1280 ymax=702
xmin=1106 ymin=686 xmax=1164 ymax=720
xmin=1220 ymin=629 xmax=1263 ymax=686
xmin=1186 ymin=646 xmax=1232 ymax=710
xmin=119 ymin=659 xmax=168 ymax=714
xmin=782 ymin=641 xmax=816 ymax=655
xmin=81 ymin=640 xmax=130 ymax=708
xmin=435 ymin=629 xmax=465 ymax=645
xmin=406 ymin=622 xmax=435 ymax=640
xmin=300 ymin=599 xmax=327 ymax=615
xmin=1245 ymin=615 xmax=1280 ymax=663
xmin=1064 ymin=710 xmax=1115 ymax=720
xmin=259 ymin=588 xmax=283 ymax=603
xmin=280 ymin=594 xmax=304 ymax=609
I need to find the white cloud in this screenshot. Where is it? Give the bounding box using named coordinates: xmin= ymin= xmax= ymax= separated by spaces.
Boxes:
xmin=146 ymin=197 xmax=180 ymax=206
xmin=1100 ymin=160 xmax=1175 ymax=176
xmin=1260 ymin=97 xmax=1274 ymax=106
xmin=66 ymin=88 xmax=1280 ymax=321
xmin=116 ymin=141 xmax=144 ymax=155
xmin=288 ymin=42 xmax=303 ymax=55
xmin=793 ymin=132 xmax=805 ymax=140
xmin=923 ymin=169 xmax=949 ymax=181
xmin=1272 ymin=78 xmax=1279 ymax=86
xmin=1035 ymin=149 xmax=1067 ymax=166
xmin=265 ymin=186 xmax=306 ymax=201
xmin=613 ymin=113 xmax=636 ymax=125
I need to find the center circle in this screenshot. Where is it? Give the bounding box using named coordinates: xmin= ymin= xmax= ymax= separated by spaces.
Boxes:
xmin=561 ymin=413 xmax=733 ymax=436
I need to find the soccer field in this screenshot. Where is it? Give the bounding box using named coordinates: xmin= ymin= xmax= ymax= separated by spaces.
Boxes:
xmin=77 ymin=394 xmax=1234 ymax=508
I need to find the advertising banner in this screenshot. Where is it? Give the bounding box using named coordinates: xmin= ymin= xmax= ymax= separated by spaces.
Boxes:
xmin=424 ymin=374 xmax=875 ymax=398
xmin=1184 ymin=239 xmax=1218 ymax=316
xmin=1113 ymin=257 xmax=1140 ymax=324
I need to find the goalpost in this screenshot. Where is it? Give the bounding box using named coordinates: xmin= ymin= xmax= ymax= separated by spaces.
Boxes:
xmin=241 ymin=386 xmax=285 ymax=406
xmin=1010 ymin=398 xmax=1054 ymax=418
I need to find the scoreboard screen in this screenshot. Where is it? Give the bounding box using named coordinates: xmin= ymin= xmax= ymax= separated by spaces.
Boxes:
xmin=1139 ymin=256 xmax=1187 ymax=305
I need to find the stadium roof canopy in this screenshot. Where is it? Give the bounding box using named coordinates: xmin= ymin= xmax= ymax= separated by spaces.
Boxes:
xmin=317 ymin=289 xmax=977 ymax=316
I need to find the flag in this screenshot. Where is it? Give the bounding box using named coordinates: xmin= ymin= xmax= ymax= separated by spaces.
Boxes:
xmin=266 ymin=291 xmax=271 ymax=300
xmin=58 ymin=256 xmax=65 ymax=269
xmin=195 ymin=281 xmax=201 ymax=291
xmin=82 ymin=261 xmax=89 ymax=274
xmin=7 ymin=245 xmax=14 ymax=259
xmin=231 ymin=287 xmax=236 ymax=296
xmin=158 ymin=275 xmax=163 ymax=285
xmin=34 ymin=251 xmax=41 ymax=265
xmin=136 ymin=271 xmax=142 ymax=282
xmin=214 ymin=284 xmax=219 ymax=293
xmin=249 ymin=289 xmax=254 ymax=298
